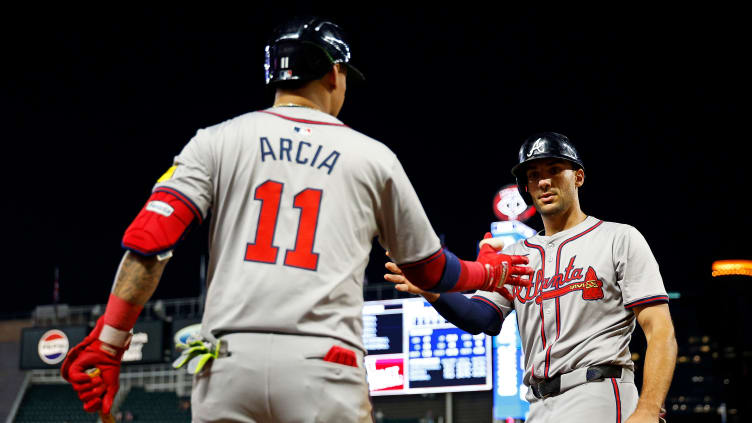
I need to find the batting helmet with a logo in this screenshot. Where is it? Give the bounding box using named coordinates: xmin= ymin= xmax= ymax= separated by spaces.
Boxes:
xmin=511 ymin=132 xmax=585 ymax=204
xmin=264 ymin=16 xmax=365 ymax=85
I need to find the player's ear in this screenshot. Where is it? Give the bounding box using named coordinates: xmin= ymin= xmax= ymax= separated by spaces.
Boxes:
xmin=323 ymin=64 xmax=340 ymax=90
xmin=575 ymin=168 xmax=585 ymax=188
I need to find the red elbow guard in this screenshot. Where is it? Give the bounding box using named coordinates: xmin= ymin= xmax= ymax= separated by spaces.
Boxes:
xmin=122 ymin=188 xmax=202 ymax=255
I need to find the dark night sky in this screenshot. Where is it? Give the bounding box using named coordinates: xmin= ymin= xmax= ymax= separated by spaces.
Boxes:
xmin=3 ymin=6 xmax=750 ymax=316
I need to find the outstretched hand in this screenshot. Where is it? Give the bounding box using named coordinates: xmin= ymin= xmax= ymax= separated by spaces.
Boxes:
xmin=384 ymin=234 xmax=532 ymax=302
xmin=384 ymin=253 xmax=440 ymax=302
xmin=476 ymin=232 xmax=533 ymax=300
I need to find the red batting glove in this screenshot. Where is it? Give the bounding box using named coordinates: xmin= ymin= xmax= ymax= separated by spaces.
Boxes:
xmin=476 ymin=232 xmax=533 ymax=300
xmin=61 ymin=316 xmax=127 ymax=414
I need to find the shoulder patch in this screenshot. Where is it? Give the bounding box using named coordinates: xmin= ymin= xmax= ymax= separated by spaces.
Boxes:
xmin=157 ymin=165 xmax=177 ymax=183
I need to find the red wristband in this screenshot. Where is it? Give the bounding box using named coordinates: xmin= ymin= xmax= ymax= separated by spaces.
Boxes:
xmin=103 ymin=294 xmax=143 ymax=331
xmin=450 ymin=260 xmax=490 ymax=292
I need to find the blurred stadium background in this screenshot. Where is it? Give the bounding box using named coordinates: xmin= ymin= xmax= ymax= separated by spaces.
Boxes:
xmin=3 ymin=6 xmax=749 ymax=423
xmin=1 ymin=263 xmax=749 ymax=423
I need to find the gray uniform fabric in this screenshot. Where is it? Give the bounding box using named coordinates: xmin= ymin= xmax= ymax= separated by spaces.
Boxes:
xmin=192 ymin=333 xmax=372 ymax=423
xmin=525 ymin=370 xmax=638 ymax=423
xmin=474 ymin=216 xmax=667 ymax=421
xmin=156 ymin=106 xmax=441 ymax=422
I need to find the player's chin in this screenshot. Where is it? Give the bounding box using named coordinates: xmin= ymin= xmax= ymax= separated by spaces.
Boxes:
xmin=535 ymin=202 xmax=561 ymax=216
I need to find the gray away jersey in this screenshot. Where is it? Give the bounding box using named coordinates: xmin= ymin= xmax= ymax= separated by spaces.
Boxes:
xmin=154 ymin=106 xmax=441 ymax=350
xmin=473 ymin=216 xmax=668 ymax=386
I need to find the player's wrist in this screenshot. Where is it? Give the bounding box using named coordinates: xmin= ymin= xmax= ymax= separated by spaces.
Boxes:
xmin=421 ymin=292 xmax=441 ymax=302
xmin=481 ymin=263 xmax=494 ymax=291
xmin=98 ymin=324 xmax=133 ymax=349
xmin=632 ymin=401 xmax=662 ymax=417
xmin=103 ymin=294 xmax=143 ymax=332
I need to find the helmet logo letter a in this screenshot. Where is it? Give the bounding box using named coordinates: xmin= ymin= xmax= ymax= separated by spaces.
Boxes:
xmin=527 ymin=138 xmax=546 ymax=157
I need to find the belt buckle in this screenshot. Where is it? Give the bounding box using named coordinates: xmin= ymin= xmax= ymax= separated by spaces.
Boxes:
xmin=531 ymin=379 xmax=555 ymax=399
xmin=586 ymin=367 xmax=604 ymax=381
xmin=586 ymin=365 xmax=621 ymax=382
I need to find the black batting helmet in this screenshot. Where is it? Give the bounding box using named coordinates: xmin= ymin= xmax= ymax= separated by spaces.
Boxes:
xmin=264 ymin=17 xmax=365 ymax=85
xmin=511 ymin=132 xmax=584 ymax=204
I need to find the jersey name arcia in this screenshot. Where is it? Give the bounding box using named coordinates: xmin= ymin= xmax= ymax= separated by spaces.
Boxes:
xmin=259 ymin=136 xmax=341 ymax=175
xmin=152 ymin=106 xmax=440 ymax=351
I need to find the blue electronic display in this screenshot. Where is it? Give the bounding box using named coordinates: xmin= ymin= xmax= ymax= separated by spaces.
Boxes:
xmin=491 ymin=215 xmax=535 ymax=421
xmin=363 ymin=297 xmax=492 ymax=396
xmin=408 ymin=326 xmax=488 ymax=389
xmin=363 ymin=312 xmax=402 ymax=355
xmin=492 ymin=312 xmax=529 ymax=421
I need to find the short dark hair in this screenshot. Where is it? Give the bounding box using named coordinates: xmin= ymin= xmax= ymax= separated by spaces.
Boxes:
xmin=273 ymin=79 xmax=312 ymax=91
xmin=272 ymin=63 xmax=344 ymax=92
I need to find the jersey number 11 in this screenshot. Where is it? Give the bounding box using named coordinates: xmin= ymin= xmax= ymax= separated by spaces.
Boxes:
xmin=244 ymin=180 xmax=322 ymax=271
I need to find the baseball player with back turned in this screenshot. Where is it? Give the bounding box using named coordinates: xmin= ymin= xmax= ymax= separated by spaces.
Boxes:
xmin=386 ymin=133 xmax=677 ymax=423
xmin=59 ymin=17 xmax=534 ymax=423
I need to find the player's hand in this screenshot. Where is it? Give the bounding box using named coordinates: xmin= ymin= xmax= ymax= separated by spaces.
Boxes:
xmin=625 ymin=406 xmax=667 ymax=423
xmin=384 ymin=252 xmax=440 ymax=302
xmin=61 ymin=317 xmax=126 ymax=414
xmin=476 ymin=232 xmax=533 ymax=300
xmin=478 ymin=234 xmax=506 ymax=251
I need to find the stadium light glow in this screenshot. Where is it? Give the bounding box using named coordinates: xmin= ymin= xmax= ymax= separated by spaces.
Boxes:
xmin=711 ymin=260 xmax=752 ymax=277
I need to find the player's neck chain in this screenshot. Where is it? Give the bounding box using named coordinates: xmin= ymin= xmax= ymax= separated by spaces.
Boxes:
xmin=274 ymin=103 xmax=317 ymax=110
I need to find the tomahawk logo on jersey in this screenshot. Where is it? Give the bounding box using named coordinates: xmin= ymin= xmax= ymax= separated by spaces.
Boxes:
xmin=515 ymin=258 xmax=606 ymax=304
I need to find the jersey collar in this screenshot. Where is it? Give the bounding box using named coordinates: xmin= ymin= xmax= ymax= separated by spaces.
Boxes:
xmin=532 ymin=215 xmax=600 ymax=243
xmin=264 ymin=106 xmax=346 ymax=126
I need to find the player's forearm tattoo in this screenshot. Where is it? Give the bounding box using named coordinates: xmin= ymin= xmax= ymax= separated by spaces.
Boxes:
xmin=111 ymin=251 xmax=169 ymax=305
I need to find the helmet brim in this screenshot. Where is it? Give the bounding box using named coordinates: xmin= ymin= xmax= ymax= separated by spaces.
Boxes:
xmin=343 ymin=63 xmax=365 ymax=82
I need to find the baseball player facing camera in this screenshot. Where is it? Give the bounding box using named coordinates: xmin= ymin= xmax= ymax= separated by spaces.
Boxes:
xmin=386 ymin=133 xmax=677 ymax=423
xmin=60 ymin=17 xmax=535 ymax=423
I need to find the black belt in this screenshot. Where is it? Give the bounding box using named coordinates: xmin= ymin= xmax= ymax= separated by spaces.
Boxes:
xmin=530 ymin=365 xmax=623 ymax=399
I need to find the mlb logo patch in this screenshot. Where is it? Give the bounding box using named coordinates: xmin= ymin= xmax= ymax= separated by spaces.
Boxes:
xmin=294 ymin=126 xmax=313 ymax=137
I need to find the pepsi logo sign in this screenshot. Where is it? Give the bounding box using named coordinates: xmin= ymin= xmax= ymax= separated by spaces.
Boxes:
xmin=38 ymin=329 xmax=69 ymax=365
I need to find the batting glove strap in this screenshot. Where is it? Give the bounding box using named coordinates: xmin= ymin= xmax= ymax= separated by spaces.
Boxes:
xmin=485 ymin=262 xmax=510 ymax=290
xmin=91 ymin=339 xmax=127 ymax=360
xmin=475 ymin=233 xmax=533 ymax=295
xmin=99 ymin=324 xmax=133 ymax=348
